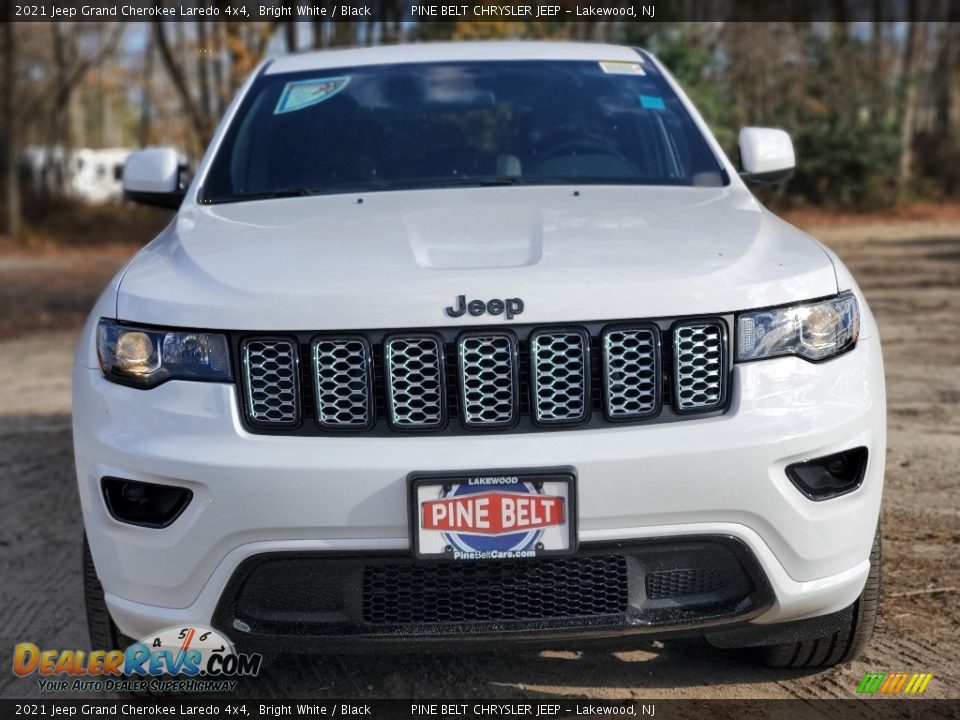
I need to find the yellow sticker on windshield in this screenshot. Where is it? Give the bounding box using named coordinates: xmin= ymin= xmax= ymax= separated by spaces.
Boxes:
xmin=274 ymin=76 xmax=350 ymax=114
xmin=599 ymin=61 xmax=645 ymax=76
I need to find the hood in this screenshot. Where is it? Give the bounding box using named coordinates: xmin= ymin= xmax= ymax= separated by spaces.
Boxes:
xmin=116 ymin=185 xmax=837 ymax=330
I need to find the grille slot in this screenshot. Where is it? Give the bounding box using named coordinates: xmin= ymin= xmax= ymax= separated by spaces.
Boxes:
xmin=645 ymin=567 xmax=725 ymax=599
xmin=529 ymin=329 xmax=590 ymax=424
xmin=241 ymin=339 xmax=300 ymax=426
xmin=457 ymin=332 xmax=518 ymax=429
xmin=673 ymin=321 xmax=726 ymax=412
xmin=362 ymin=555 xmax=628 ymax=625
xmin=602 ymin=326 xmax=660 ymax=420
xmin=384 ymin=335 xmax=445 ymax=429
xmin=312 ymin=337 xmax=373 ymax=429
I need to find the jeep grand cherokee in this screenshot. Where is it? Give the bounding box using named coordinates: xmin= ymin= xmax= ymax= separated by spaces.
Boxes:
xmin=76 ymin=42 xmax=883 ymax=668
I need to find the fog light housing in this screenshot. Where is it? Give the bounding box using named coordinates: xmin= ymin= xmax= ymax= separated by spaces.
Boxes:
xmin=785 ymin=448 xmax=868 ymax=501
xmin=101 ymin=477 xmax=192 ymax=528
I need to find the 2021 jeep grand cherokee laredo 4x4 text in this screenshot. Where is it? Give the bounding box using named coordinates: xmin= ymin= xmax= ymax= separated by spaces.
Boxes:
xmin=76 ymin=42 xmax=884 ymax=668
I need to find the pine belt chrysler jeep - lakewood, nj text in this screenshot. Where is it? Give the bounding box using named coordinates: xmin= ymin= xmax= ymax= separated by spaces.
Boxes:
xmin=75 ymin=42 xmax=884 ymax=669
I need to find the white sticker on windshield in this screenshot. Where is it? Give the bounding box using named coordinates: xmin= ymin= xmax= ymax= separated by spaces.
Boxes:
xmin=274 ymin=76 xmax=350 ymax=114
xmin=599 ymin=61 xmax=645 ymax=76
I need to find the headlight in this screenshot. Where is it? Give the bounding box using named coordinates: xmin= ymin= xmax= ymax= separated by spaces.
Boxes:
xmin=737 ymin=293 xmax=859 ymax=362
xmin=97 ymin=319 xmax=232 ymax=388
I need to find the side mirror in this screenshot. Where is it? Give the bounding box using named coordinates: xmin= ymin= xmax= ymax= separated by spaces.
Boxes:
xmin=123 ymin=148 xmax=186 ymax=209
xmin=738 ymin=128 xmax=795 ymax=186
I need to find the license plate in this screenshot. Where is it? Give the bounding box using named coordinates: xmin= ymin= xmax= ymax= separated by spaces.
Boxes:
xmin=409 ymin=469 xmax=577 ymax=560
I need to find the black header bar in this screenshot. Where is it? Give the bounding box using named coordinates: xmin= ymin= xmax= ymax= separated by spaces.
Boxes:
xmin=8 ymin=0 xmax=957 ymax=23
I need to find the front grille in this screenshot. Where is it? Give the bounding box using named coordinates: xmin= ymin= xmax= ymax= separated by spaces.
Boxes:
xmin=362 ymin=555 xmax=628 ymax=625
xmin=237 ymin=317 xmax=730 ymax=433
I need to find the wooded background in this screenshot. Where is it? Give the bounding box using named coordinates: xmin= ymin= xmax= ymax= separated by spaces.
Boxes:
xmin=1 ymin=12 xmax=959 ymax=242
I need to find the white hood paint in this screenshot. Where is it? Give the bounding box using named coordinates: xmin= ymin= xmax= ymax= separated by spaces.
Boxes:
xmin=116 ymin=185 xmax=838 ymax=330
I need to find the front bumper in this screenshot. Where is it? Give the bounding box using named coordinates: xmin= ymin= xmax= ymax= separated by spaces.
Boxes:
xmin=73 ymin=334 xmax=885 ymax=643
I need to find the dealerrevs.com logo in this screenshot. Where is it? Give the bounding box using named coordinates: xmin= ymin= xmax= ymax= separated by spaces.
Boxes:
xmin=13 ymin=625 xmax=261 ymax=693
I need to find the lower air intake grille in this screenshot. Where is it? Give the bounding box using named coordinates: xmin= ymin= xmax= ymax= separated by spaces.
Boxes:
xmin=645 ymin=567 xmax=725 ymax=599
xmin=241 ymin=339 xmax=299 ymax=425
xmin=362 ymin=555 xmax=628 ymax=625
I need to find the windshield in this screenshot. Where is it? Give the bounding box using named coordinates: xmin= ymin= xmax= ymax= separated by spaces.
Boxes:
xmin=200 ymin=59 xmax=728 ymax=203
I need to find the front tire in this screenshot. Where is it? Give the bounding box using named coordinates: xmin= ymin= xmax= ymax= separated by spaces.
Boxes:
xmin=83 ymin=534 xmax=132 ymax=650
xmin=757 ymin=529 xmax=881 ymax=668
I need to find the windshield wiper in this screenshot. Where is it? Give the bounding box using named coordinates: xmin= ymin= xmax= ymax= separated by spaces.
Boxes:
xmin=434 ymin=176 xmax=578 ymax=188
xmin=202 ymin=187 xmax=319 ymax=203
xmin=477 ymin=177 xmax=522 ymax=186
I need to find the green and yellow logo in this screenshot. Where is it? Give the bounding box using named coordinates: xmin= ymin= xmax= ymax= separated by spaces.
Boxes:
xmin=857 ymin=672 xmax=934 ymax=695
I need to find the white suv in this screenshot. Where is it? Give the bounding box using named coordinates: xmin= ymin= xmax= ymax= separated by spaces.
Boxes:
xmin=75 ymin=42 xmax=884 ymax=668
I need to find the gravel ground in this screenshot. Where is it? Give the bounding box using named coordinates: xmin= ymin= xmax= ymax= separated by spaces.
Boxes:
xmin=0 ymin=220 xmax=957 ymax=700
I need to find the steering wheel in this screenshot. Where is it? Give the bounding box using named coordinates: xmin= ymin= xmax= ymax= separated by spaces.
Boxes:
xmin=536 ymin=129 xmax=630 ymax=165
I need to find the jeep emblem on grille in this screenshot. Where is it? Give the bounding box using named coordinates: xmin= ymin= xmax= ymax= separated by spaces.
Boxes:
xmin=445 ymin=295 xmax=524 ymax=320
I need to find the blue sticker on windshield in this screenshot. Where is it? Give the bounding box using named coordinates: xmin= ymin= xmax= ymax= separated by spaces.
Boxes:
xmin=274 ymin=76 xmax=350 ymax=114
xmin=639 ymin=94 xmax=666 ymax=110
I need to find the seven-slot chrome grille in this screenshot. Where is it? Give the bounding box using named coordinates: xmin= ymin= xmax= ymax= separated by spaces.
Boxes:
xmin=237 ymin=319 xmax=728 ymax=434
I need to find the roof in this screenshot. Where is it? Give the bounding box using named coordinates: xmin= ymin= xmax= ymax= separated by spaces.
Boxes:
xmin=265 ymin=41 xmax=644 ymax=74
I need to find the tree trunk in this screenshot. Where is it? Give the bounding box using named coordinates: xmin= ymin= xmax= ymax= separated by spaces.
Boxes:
xmin=937 ymin=0 xmax=960 ymax=140
xmin=284 ymin=14 xmax=297 ymax=52
xmin=333 ymin=18 xmax=354 ymax=46
xmin=210 ymin=19 xmax=227 ymax=117
xmin=196 ymin=20 xmax=213 ymax=125
xmin=224 ymin=22 xmax=246 ymax=93
xmin=3 ymin=19 xmax=22 ymax=240
xmin=139 ymin=28 xmax=155 ymax=146
xmin=897 ymin=12 xmax=927 ymax=202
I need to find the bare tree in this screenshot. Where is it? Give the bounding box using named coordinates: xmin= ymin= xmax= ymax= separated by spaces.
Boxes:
xmin=2 ymin=19 xmax=22 ymax=240
xmin=153 ymin=20 xmax=215 ymax=144
xmin=139 ymin=26 xmax=156 ymax=146
xmin=17 ymin=23 xmax=125 ymax=195
xmin=898 ymin=10 xmax=928 ymax=201
xmin=935 ymin=3 xmax=960 ymax=141
xmin=283 ymin=11 xmax=297 ymax=52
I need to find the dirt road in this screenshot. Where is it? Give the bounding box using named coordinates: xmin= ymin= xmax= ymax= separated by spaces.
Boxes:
xmin=0 ymin=220 xmax=957 ymax=700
